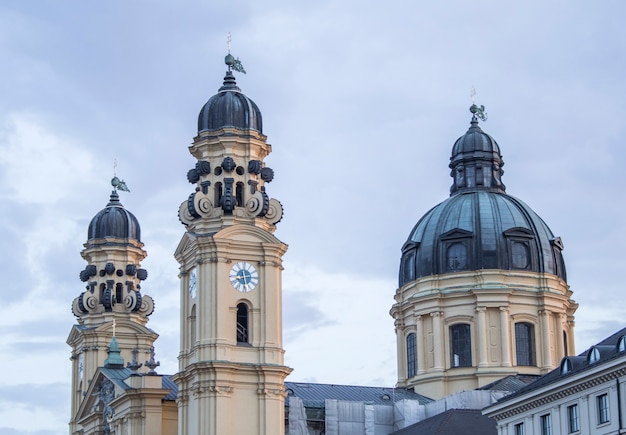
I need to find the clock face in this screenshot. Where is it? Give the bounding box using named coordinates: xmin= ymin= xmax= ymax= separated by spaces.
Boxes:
xmin=188 ymin=268 xmax=197 ymax=298
xmin=229 ymin=262 xmax=258 ymax=292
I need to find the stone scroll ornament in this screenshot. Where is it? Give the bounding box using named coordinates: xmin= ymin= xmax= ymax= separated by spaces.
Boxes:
xmin=179 ymin=155 xmax=283 ymax=225
xmin=72 ymin=261 xmax=154 ymax=317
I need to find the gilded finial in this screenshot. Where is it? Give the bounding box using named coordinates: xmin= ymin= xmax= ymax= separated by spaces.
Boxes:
xmin=111 ymin=159 xmax=130 ymax=192
xmin=225 ymin=32 xmax=246 ymax=74
xmin=469 ymin=86 xmax=488 ymax=122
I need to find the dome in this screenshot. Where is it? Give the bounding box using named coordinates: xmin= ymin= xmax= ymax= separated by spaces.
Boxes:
xmin=399 ymin=106 xmax=566 ymax=287
xmin=197 ymin=71 xmax=263 ymax=134
xmin=398 ymin=191 xmax=566 ymax=286
xmin=87 ymin=191 xmax=141 ymax=241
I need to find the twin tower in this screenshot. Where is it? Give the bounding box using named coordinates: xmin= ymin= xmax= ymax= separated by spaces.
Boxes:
xmin=67 ymin=56 xmax=577 ymax=434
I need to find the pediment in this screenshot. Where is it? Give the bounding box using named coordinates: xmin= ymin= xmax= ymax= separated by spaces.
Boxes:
xmin=92 ymin=318 xmax=157 ymax=337
xmin=503 ymin=227 xmax=535 ymax=239
xmin=215 ymin=225 xmax=283 ymax=244
xmin=174 ymin=232 xmax=200 ymax=262
xmin=67 ymin=324 xmax=93 ymax=346
xmin=75 ymin=369 xmax=129 ymax=424
xmin=439 ymin=228 xmax=473 ymax=241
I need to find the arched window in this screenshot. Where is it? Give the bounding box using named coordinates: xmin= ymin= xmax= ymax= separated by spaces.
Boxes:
xmin=406 ymin=333 xmax=416 ymax=378
xmin=447 ymin=243 xmax=468 ymax=272
xmin=563 ymin=331 xmax=569 ymax=356
xmin=450 ymin=324 xmax=472 ymax=367
xmin=236 ymin=303 xmax=249 ymax=344
xmin=618 ymin=336 xmax=626 ymax=353
xmin=561 ymin=357 xmax=572 ymax=375
xmin=236 ymin=182 xmax=244 ymax=207
xmin=214 ymin=182 xmax=223 ymax=206
xmin=515 ymin=322 xmax=536 ymax=366
xmin=588 ymin=347 xmax=601 ymax=364
xmin=115 ymin=283 xmax=123 ymax=303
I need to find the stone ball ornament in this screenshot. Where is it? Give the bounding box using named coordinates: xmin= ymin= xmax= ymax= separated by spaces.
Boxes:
xmin=187 ymin=168 xmax=200 ymax=184
xmin=248 ymin=160 xmax=262 ymax=175
xmin=136 ymin=268 xmax=148 ymax=281
xmin=221 ymin=156 xmax=236 ymax=172
xmin=196 ymin=160 xmax=211 ymax=175
xmin=260 ymin=167 xmax=274 ymax=182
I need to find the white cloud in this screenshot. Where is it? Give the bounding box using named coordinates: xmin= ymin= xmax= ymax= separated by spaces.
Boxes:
xmin=0 ymin=113 xmax=97 ymax=204
xmin=283 ymin=263 xmax=397 ymax=386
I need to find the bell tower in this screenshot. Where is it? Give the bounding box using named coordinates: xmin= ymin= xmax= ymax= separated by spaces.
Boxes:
xmin=67 ymin=180 xmax=157 ymax=432
xmin=172 ymin=53 xmax=291 ymax=435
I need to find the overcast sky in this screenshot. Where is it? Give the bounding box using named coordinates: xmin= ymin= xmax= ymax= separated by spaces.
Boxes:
xmin=1 ymin=1 xmax=626 ymax=433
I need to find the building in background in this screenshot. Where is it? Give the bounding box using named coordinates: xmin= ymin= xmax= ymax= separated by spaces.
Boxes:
xmin=484 ymin=327 xmax=626 ymax=435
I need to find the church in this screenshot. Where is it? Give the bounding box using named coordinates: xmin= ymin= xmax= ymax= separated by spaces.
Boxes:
xmin=66 ymin=52 xmax=589 ymax=434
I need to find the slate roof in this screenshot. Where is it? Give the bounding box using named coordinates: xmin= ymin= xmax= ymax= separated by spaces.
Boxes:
xmin=99 ymin=368 xmax=177 ymax=401
xmin=477 ymin=375 xmax=541 ymax=393
xmin=285 ymin=382 xmax=433 ymax=408
xmin=390 ymin=409 xmax=496 ymax=435
xmin=493 ymin=326 xmax=626 ymax=405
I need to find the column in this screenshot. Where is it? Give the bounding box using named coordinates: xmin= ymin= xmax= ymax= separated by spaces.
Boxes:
xmin=416 ymin=315 xmax=426 ymax=374
xmin=476 ymin=306 xmax=488 ymax=367
xmin=431 ymin=312 xmax=444 ymax=370
xmin=540 ymin=310 xmax=553 ymax=370
xmin=556 ymin=313 xmax=566 ymax=361
xmin=394 ymin=319 xmax=405 ymax=383
xmin=500 ymin=307 xmax=512 ymax=367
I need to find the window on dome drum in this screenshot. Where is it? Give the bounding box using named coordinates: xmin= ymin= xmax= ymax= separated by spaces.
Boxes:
xmin=515 ymin=322 xmax=536 ymax=366
xmin=567 ymin=404 xmax=580 ymax=433
xmin=447 ymin=242 xmax=468 ymax=272
xmin=540 ymin=414 xmax=552 ymax=435
xmin=597 ymin=393 xmax=610 ymax=424
xmin=514 ymin=422 xmax=524 ymax=435
xmin=236 ymin=303 xmax=249 ymax=344
xmin=564 ymin=331 xmax=569 ymax=356
xmin=400 ymin=247 xmax=416 ymax=285
xmin=511 ymin=241 xmax=530 ymax=269
xmin=406 ymin=333 xmax=416 ymax=378
xmin=450 ymin=324 xmax=472 ymax=367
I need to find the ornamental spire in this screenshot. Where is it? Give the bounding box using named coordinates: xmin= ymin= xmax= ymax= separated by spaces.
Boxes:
xmin=448 ymin=98 xmax=505 ymax=196
xmin=111 ymin=160 xmax=130 ymax=193
xmin=225 ymin=32 xmax=246 ymax=74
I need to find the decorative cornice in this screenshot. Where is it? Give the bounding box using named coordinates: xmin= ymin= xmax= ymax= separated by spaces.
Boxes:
xmin=490 ymin=366 xmax=626 ymax=420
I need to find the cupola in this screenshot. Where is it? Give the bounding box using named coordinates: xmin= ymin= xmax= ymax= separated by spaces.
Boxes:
xmin=399 ymin=106 xmax=567 ymax=286
xmin=197 ymin=54 xmax=262 ymax=133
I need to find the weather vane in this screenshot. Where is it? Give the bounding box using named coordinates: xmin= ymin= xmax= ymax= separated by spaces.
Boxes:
xmin=225 ymin=32 xmax=246 ymax=74
xmin=111 ymin=159 xmax=130 ymax=192
xmin=469 ymin=86 xmax=488 ymax=122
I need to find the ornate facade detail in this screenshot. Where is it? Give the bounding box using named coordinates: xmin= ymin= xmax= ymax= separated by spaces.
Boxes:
xmin=94 ymin=378 xmax=115 ymax=434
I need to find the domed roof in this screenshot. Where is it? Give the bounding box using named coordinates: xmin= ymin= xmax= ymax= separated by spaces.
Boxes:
xmin=197 ymin=71 xmax=263 ymax=134
xmin=399 ymin=106 xmax=566 ymax=287
xmin=87 ymin=191 xmax=141 ymax=241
